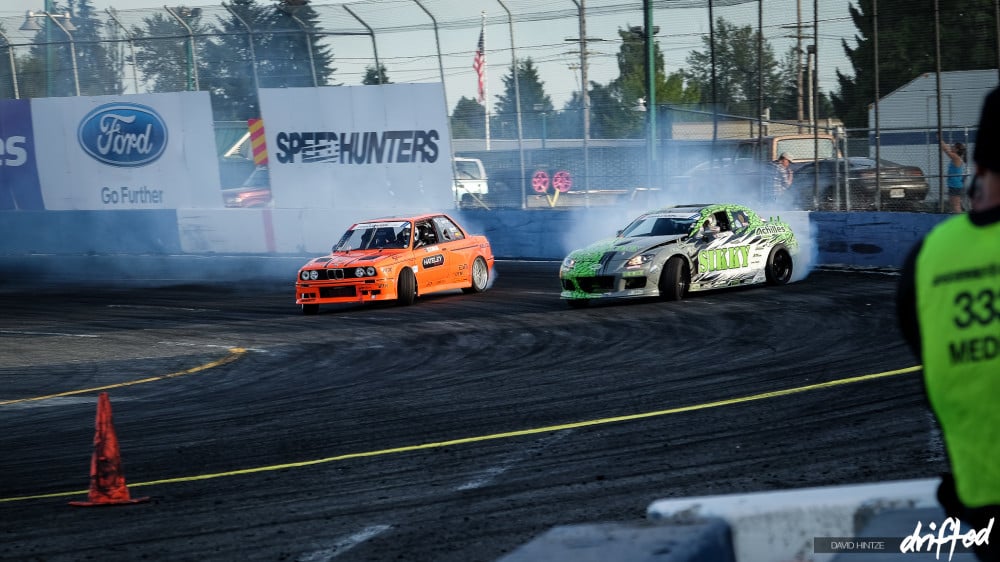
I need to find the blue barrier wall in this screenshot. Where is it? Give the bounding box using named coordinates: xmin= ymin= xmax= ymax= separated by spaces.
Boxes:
xmin=0 ymin=209 xmax=950 ymax=268
xmin=454 ymin=209 xmax=951 ymax=267
xmin=806 ymin=211 xmax=949 ymax=268
xmin=0 ymin=210 xmax=181 ymax=254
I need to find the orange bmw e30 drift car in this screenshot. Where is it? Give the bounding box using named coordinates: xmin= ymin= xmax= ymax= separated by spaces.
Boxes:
xmin=295 ymin=213 xmax=495 ymax=314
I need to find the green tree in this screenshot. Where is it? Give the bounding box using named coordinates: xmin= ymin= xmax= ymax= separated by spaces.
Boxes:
xmin=451 ymin=96 xmax=485 ymax=139
xmin=132 ymin=8 xmax=211 ymax=94
xmin=833 ymin=0 xmax=997 ymax=128
xmin=769 ymin=47 xmax=800 ymax=120
xmin=201 ymin=0 xmax=270 ymax=120
xmin=0 ymin=22 xmax=16 ymax=99
xmin=133 ymin=0 xmax=337 ymax=121
xmin=265 ymin=1 xmax=336 ymax=88
xmin=588 ymin=82 xmax=641 ymax=139
xmin=603 ymin=25 xmax=700 ymax=137
xmin=661 ymin=72 xmax=701 ymax=108
xmin=769 ymin=46 xmax=834 ymax=125
xmin=555 ymin=90 xmax=583 ymax=139
xmin=493 ymin=57 xmax=552 ymax=139
xmin=71 ymin=0 xmax=123 ymax=96
xmin=21 ymin=0 xmax=81 ymax=97
xmin=684 ymin=17 xmax=784 ymax=118
xmin=362 ymin=64 xmax=390 ymax=85
xmin=105 ymin=8 xmax=139 ymax=94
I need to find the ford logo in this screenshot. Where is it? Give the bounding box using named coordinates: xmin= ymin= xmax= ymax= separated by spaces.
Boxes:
xmin=78 ymin=103 xmax=167 ymax=167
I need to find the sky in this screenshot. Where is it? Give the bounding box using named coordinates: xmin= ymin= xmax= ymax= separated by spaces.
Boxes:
xmin=5 ymin=0 xmax=860 ymax=111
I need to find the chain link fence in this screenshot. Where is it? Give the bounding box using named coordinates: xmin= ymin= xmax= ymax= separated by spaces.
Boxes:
xmin=1 ymin=0 xmax=997 ymax=212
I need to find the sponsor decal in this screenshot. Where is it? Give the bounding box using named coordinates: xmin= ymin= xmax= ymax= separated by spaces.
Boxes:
xmin=357 ymin=221 xmax=409 ymax=229
xmin=275 ymin=130 xmax=440 ymax=165
xmin=422 ymin=254 xmax=444 ymax=269
xmin=77 ymin=103 xmax=168 ymax=167
xmin=754 ymin=224 xmax=788 ymax=236
xmin=0 ymin=99 xmax=44 ymax=210
xmin=100 ymin=186 xmax=164 ymax=205
xmin=0 ymin=135 xmax=27 ymax=167
xmin=699 ymin=245 xmax=751 ymax=274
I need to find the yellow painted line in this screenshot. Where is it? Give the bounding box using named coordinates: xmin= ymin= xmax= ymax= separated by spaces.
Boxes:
xmin=0 ymin=364 xmax=921 ymax=504
xmin=0 ymin=348 xmax=247 ymax=407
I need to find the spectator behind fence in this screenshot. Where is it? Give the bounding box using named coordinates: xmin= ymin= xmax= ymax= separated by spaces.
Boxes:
xmin=769 ymin=152 xmax=793 ymax=203
xmin=897 ymin=87 xmax=1000 ymax=561
xmin=940 ymin=140 xmax=968 ymax=213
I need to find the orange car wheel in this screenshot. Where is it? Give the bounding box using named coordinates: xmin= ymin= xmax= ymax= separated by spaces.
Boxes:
xmin=396 ymin=267 xmax=417 ymax=306
xmin=301 ymin=303 xmax=319 ymax=315
xmin=462 ymin=256 xmax=489 ymax=294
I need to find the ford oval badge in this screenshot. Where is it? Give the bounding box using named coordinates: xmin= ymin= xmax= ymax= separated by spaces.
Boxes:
xmin=78 ymin=103 xmax=168 ymax=167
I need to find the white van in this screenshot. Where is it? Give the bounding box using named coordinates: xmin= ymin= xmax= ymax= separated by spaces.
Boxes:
xmin=453 ymin=157 xmax=489 ymax=206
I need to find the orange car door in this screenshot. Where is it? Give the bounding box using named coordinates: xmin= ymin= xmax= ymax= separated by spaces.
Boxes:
xmin=432 ymin=216 xmax=474 ymax=286
xmin=413 ymin=220 xmax=448 ymax=290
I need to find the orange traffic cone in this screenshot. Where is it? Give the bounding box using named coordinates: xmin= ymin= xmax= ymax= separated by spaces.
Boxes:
xmin=69 ymin=392 xmax=150 ymax=506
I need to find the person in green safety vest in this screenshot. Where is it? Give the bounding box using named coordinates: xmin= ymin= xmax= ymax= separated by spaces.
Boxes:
xmin=897 ymin=87 xmax=1000 ymax=561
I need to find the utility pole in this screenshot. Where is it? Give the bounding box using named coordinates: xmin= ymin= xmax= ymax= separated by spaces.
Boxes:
xmin=570 ymin=0 xmax=591 ymax=200
xmin=46 ymin=0 xmax=54 ymax=97
xmin=796 ymin=0 xmax=804 ymax=132
xmin=644 ymin=0 xmax=656 ymax=190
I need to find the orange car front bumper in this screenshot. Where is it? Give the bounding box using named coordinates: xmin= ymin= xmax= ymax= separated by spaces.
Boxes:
xmin=295 ymin=278 xmax=398 ymax=305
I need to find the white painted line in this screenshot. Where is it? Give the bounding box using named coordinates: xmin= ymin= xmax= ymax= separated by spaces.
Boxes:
xmin=926 ymin=410 xmax=946 ymax=463
xmin=107 ymin=304 xmax=214 ymax=312
xmin=156 ymin=341 xmax=268 ymax=353
xmin=0 ymin=330 xmax=99 ymax=338
xmin=297 ymin=524 xmax=393 ymax=561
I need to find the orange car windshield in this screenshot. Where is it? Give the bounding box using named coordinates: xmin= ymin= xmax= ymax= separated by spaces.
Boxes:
xmin=334 ymin=221 xmax=411 ymax=251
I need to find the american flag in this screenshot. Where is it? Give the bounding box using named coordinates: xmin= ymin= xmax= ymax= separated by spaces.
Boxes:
xmin=473 ymin=27 xmax=485 ymax=103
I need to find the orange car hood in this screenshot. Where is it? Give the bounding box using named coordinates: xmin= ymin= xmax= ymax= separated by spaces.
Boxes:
xmin=308 ymin=251 xmax=402 ymax=268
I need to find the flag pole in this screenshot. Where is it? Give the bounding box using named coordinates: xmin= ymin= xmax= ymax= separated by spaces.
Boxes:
xmin=481 ymin=12 xmax=491 ymax=151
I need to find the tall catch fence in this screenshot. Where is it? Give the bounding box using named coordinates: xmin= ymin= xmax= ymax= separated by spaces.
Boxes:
xmin=1 ymin=0 xmax=997 ymax=212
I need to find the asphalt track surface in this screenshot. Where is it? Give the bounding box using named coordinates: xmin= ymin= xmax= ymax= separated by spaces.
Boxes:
xmin=0 ymin=260 xmax=945 ymax=562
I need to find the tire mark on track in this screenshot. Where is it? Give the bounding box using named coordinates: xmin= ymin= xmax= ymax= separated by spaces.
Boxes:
xmin=297 ymin=524 xmax=393 ymax=561
xmin=456 ymin=430 xmax=575 ymax=491
xmin=0 ymin=364 xmax=921 ymax=503
xmin=0 ymin=347 xmax=247 ymax=406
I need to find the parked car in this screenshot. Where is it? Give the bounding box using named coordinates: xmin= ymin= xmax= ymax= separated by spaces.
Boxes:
xmin=559 ymin=203 xmax=798 ymax=307
xmin=684 ymin=134 xmax=841 ymax=194
xmin=222 ymin=166 xmax=272 ymax=208
xmin=453 ymin=157 xmax=489 ymax=207
xmin=789 ymin=157 xmax=930 ymax=211
xmin=295 ymin=213 xmax=494 ymax=314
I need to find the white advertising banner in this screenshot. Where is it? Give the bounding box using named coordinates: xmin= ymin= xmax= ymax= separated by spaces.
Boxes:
xmin=258 ymin=84 xmax=453 ymax=211
xmin=31 ymin=91 xmax=221 ymax=210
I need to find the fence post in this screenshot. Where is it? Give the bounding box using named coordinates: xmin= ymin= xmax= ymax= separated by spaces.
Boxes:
xmin=0 ymin=30 xmax=18 ymax=99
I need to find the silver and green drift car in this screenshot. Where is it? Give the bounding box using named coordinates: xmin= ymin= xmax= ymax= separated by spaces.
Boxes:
xmin=559 ymin=203 xmax=797 ymax=307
